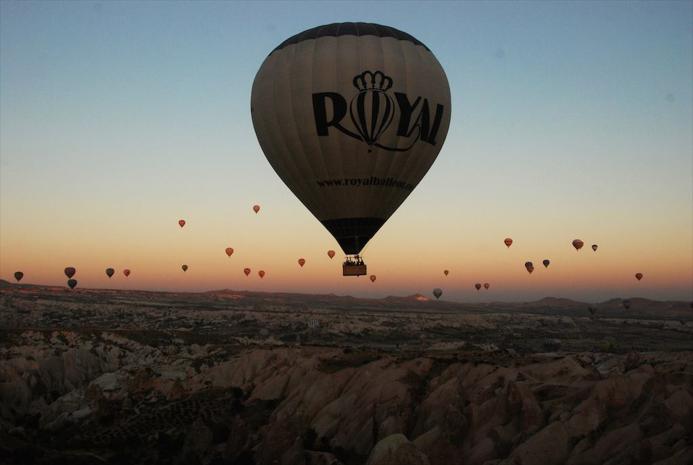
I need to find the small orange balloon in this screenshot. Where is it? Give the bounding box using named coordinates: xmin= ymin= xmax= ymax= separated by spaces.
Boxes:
xmin=370 ymin=275 xmax=376 ymax=282
xmin=504 ymin=238 xmax=513 ymax=248
xmin=443 ymin=270 xmax=449 ymax=276
xmin=327 ymin=250 xmax=336 ymax=259
xmin=123 ymin=269 xmax=131 ymax=277
xmin=182 ymin=264 xmax=188 ymax=272
xmin=298 ymin=258 xmax=305 ymax=267
xmin=258 ymin=270 xmax=266 ymax=278
xmin=178 ymin=219 xmax=186 ymax=228
xmin=635 ymin=272 xmax=643 ymax=281
xmin=253 ymin=205 xmax=260 ymax=214
xmin=243 ymin=267 xmax=251 ymax=276
xmin=225 ymin=247 xmax=234 ymax=257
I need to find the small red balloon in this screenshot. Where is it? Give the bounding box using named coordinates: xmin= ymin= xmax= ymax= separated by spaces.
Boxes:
xmin=178 ymin=219 xmax=186 ymax=228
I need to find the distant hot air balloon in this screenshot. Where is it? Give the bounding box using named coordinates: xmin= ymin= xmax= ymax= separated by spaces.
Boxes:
xmin=474 ymin=283 xmax=481 ymax=291
xmin=253 ymin=205 xmax=260 ymax=214
xmin=14 ymin=271 xmax=23 ymax=282
xmin=443 ymin=270 xmax=449 ymax=276
xmin=433 ymin=288 xmax=443 ymax=300
xmin=635 ymin=273 xmax=643 ymax=281
xmin=327 ymin=250 xmax=336 ymax=259
xmin=298 ymin=258 xmax=306 ymax=267
xmin=588 ymin=306 xmax=597 ymax=316
xmin=258 ymin=270 xmax=266 ymax=278
xmin=622 ymin=299 xmax=631 ymax=309
xmin=243 ymin=268 xmax=251 ymax=276
xmin=542 ymin=259 xmax=550 ymax=268
xmin=370 ymin=275 xmax=376 ymax=283
xmin=592 ymin=244 xmax=598 ymax=252
xmin=251 ymin=23 xmax=451 ymax=277
xmin=182 ymin=264 xmax=188 ymax=272
xmin=525 ymin=261 xmax=534 ymax=274
xmin=225 ymin=247 xmax=234 ymax=257
xmin=572 ymin=239 xmax=584 ymax=251
xmin=105 ymin=268 xmax=115 ymax=278
xmin=504 ymin=238 xmax=513 ymax=248
xmin=123 ymin=269 xmax=131 ymax=277
xmin=67 ymin=279 xmax=78 ymax=289
xmin=178 ymin=219 xmax=186 ymax=228
xmin=64 ymin=267 xmax=76 ymax=278
xmin=483 ymin=283 xmax=490 ymax=290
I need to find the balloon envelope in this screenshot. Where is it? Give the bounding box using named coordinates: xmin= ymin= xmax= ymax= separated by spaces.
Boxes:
xmin=504 ymin=238 xmax=513 ymax=248
xmin=474 ymin=283 xmax=481 ymax=290
xmin=370 ymin=275 xmax=376 ymax=282
xmin=244 ymin=268 xmax=251 ymax=276
xmin=64 ymin=267 xmax=76 ymax=278
xmin=258 ymin=270 xmax=266 ymax=278
xmin=483 ymin=283 xmax=490 ymax=290
xmin=525 ymin=262 xmax=534 ymax=274
xmin=251 ymin=23 xmax=451 ymax=255
xmin=443 ymin=270 xmax=449 ymax=276
xmin=225 ymin=247 xmax=234 ymax=257
xmin=178 ymin=219 xmax=186 ymax=228
xmin=105 ymin=268 xmax=114 ymax=278
xmin=67 ymin=279 xmax=77 ymax=289
xmin=298 ymin=258 xmax=306 ymax=267
xmin=253 ymin=205 xmax=260 ymax=214
xmin=572 ymin=239 xmax=584 ymax=251
xmin=14 ymin=271 xmax=23 ymax=282
xmin=542 ymin=259 xmax=550 ymax=268
xmin=433 ymin=288 xmax=443 ymax=299
xmin=123 ymin=269 xmax=131 ymax=277
xmin=635 ymin=273 xmax=643 ymax=281
xmin=182 ymin=265 xmax=188 ymax=272
xmin=327 ymin=250 xmax=336 ymax=259
xmin=592 ymin=244 xmax=598 ymax=252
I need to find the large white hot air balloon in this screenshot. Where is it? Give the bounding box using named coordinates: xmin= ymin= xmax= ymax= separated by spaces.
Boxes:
xmin=251 ymin=23 xmax=451 ymax=276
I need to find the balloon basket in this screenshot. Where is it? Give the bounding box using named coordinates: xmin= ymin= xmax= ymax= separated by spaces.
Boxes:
xmin=342 ymin=256 xmax=367 ymax=277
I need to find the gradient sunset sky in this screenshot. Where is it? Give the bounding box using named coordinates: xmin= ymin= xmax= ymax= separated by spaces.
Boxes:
xmin=1 ymin=1 xmax=691 ymax=302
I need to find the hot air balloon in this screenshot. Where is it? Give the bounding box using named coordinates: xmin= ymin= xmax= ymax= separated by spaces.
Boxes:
xmin=64 ymin=267 xmax=76 ymax=278
xmin=67 ymin=279 xmax=77 ymax=289
xmin=123 ymin=269 xmax=131 ymax=277
xmin=225 ymin=247 xmax=234 ymax=257
xmin=253 ymin=205 xmax=260 ymax=214
xmin=243 ymin=268 xmax=251 ymax=276
xmin=474 ymin=283 xmax=481 ymax=291
xmin=105 ymin=268 xmax=114 ymax=278
xmin=298 ymin=258 xmax=306 ymax=268
xmin=592 ymin=244 xmax=598 ymax=252
xmin=182 ymin=264 xmax=188 ymax=272
xmin=251 ymin=23 xmax=451 ymax=277
xmin=327 ymin=250 xmax=336 ymax=259
xmin=443 ymin=270 xmax=449 ymax=276
xmin=635 ymin=273 xmax=643 ymax=281
xmin=572 ymin=239 xmax=584 ymax=251
xmin=14 ymin=271 xmax=23 ymax=282
xmin=258 ymin=270 xmax=266 ymax=278
xmin=525 ymin=261 xmax=534 ymax=274
xmin=178 ymin=219 xmax=186 ymax=228
xmin=433 ymin=288 xmax=443 ymax=300
xmin=622 ymin=299 xmax=631 ymax=310
xmin=542 ymin=259 xmax=550 ymax=268
xmin=504 ymin=238 xmax=513 ymax=248
xmin=370 ymin=275 xmax=376 ymax=283
xmin=483 ymin=283 xmax=490 ymax=290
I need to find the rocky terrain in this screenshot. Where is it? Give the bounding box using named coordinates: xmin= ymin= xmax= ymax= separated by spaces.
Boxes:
xmin=0 ymin=281 xmax=691 ymax=464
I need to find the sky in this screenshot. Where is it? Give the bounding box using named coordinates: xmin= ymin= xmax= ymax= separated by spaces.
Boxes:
xmin=1 ymin=1 xmax=691 ymax=302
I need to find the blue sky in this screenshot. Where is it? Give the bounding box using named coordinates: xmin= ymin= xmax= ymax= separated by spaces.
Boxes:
xmin=1 ymin=1 xmax=691 ymax=301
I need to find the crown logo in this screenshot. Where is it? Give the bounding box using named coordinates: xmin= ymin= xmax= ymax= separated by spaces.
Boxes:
xmin=353 ymin=70 xmax=393 ymax=92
